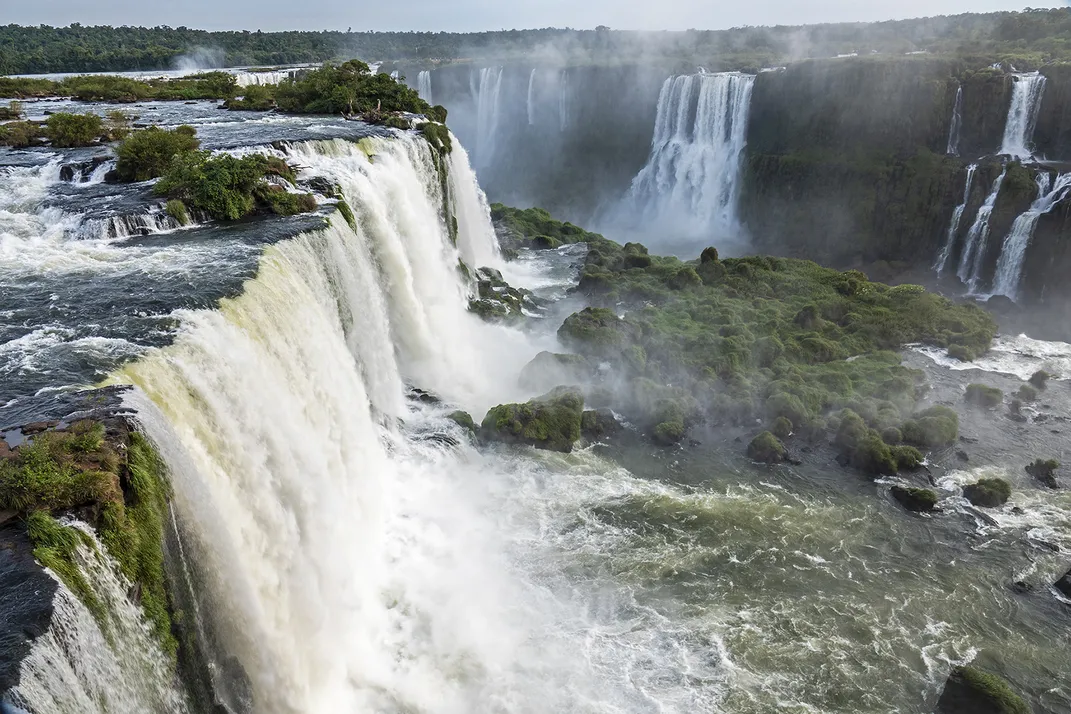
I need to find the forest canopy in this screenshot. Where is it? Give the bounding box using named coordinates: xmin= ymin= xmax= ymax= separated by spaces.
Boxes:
xmin=3 ymin=9 xmax=1071 ymax=75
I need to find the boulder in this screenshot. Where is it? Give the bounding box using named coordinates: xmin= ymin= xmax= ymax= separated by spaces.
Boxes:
xmin=1055 ymin=569 xmax=1071 ymax=598
xmin=891 ymin=486 xmax=938 ymax=513
xmin=480 ymin=387 xmax=584 ymax=453
xmin=936 ymin=666 xmax=1029 ymax=714
xmin=1025 ymin=459 xmax=1060 ymax=489
xmin=557 ymin=307 xmax=636 ymax=358
xmin=446 ymin=411 xmax=476 ymax=433
xmin=963 ymin=478 xmax=1012 ymax=508
xmin=747 ymin=431 xmax=786 ymax=464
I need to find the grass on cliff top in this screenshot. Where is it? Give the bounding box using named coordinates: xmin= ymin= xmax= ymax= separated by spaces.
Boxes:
xmin=0 ymin=422 xmax=177 ymax=658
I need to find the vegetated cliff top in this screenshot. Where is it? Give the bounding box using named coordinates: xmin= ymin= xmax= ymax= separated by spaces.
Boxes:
xmin=3 ymin=8 xmax=1071 ymax=75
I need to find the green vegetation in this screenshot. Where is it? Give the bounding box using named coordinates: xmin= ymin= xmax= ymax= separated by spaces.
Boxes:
xmin=0 ymin=100 xmax=22 ymax=120
xmin=771 ymin=416 xmax=793 ymax=439
xmin=1029 ymin=370 xmax=1051 ymax=389
xmin=446 ymin=410 xmax=476 ymax=433
xmin=480 ymin=386 xmax=584 ymax=453
xmin=965 ymin=383 xmax=1003 ymax=408
xmin=0 ymin=120 xmax=44 ymax=147
xmin=420 ymin=122 xmax=452 ymax=154
xmin=491 ymin=203 xmax=596 ymax=254
xmin=1 ymin=421 xmax=176 ymax=656
xmin=165 ymin=199 xmax=190 ymax=226
xmin=154 ymin=152 xmax=315 ymax=222
xmin=748 ymin=431 xmax=787 ymax=464
xmin=468 ymin=267 xmax=538 ymax=324
xmin=223 ymin=83 xmax=275 ymax=111
xmin=938 ymin=666 xmax=1029 ymax=714
xmin=963 ymin=478 xmax=1012 ymax=508
xmin=274 ymin=60 xmax=429 ymax=116
xmin=0 ymin=72 xmax=238 ymax=102
xmin=115 ymin=125 xmax=201 ymax=182
xmin=5 ymin=11 xmax=1071 ymax=75
xmin=494 ymin=204 xmax=991 ymax=459
xmin=45 ymin=112 xmax=104 ymax=148
xmin=1016 ymin=383 xmax=1039 ymax=402
xmin=890 ymin=486 xmax=939 ymax=512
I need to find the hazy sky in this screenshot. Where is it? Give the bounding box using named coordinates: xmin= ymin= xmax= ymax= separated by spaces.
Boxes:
xmin=7 ymin=0 xmax=1066 ymax=32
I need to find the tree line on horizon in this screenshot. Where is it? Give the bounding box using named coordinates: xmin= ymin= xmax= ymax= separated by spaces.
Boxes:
xmin=2 ymin=8 xmax=1071 ymax=75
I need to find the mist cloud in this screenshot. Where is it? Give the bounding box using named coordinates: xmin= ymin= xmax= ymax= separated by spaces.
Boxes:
xmin=7 ymin=0 xmax=1065 ymax=32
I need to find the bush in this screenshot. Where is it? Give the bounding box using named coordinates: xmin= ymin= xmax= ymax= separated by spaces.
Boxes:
xmin=164 ymin=199 xmax=189 ymax=226
xmin=771 ymin=416 xmax=793 ymax=438
xmin=963 ymin=478 xmax=1012 ymax=508
xmin=0 ymin=120 xmax=44 ymax=147
xmin=275 ymin=59 xmax=430 ymax=115
xmin=891 ymin=444 xmax=924 ymax=470
xmin=257 ymin=186 xmax=318 ymax=216
xmin=965 ymin=383 xmax=1003 ymax=408
xmin=420 ymin=122 xmax=452 ymax=153
xmin=45 ymin=112 xmax=104 ymax=147
xmin=1016 ymin=383 xmax=1039 ymax=402
xmin=901 ymin=405 xmax=958 ymax=447
xmin=0 ymin=100 xmax=23 ymax=120
xmin=1029 ymin=370 xmax=1051 ymax=389
xmin=890 ymin=486 xmax=938 ymax=512
xmin=426 ymin=104 xmax=448 ymax=123
xmin=1026 ymin=458 xmax=1060 ymax=488
xmin=115 ymin=125 xmax=200 ymax=182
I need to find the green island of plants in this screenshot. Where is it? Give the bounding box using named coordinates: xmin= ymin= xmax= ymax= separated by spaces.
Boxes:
xmin=1 ymin=110 xmax=131 ymax=148
xmin=0 ymin=420 xmax=177 ymax=657
xmin=0 ymin=72 xmax=240 ymax=103
xmin=500 ymin=206 xmax=996 ymax=472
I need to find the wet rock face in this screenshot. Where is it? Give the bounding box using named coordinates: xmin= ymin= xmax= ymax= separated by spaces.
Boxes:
xmin=891 ymin=486 xmax=939 ymax=513
xmin=0 ymin=526 xmax=57 ymax=695
xmin=936 ymin=666 xmax=1029 ymax=714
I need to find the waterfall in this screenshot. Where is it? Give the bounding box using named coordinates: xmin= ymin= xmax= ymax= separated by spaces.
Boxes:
xmin=947 ymin=85 xmax=963 ymax=156
xmin=417 ymin=71 xmax=433 ymax=106
xmin=4 ymin=526 xmax=188 ymax=714
xmin=104 ymin=133 xmax=548 ymax=713
xmin=469 ymin=67 xmax=503 ymax=168
xmin=624 ymin=72 xmax=755 ymax=239
xmin=557 ymin=69 xmax=569 ymax=132
xmin=1000 ymin=72 xmax=1047 ymax=159
xmin=956 ymin=167 xmax=1008 ymax=290
xmin=526 ymin=69 xmax=536 ymax=126
xmin=234 ymin=70 xmax=294 ymax=87
xmin=934 ymin=163 xmax=977 ymax=274
xmin=991 ymin=171 xmax=1071 ymax=300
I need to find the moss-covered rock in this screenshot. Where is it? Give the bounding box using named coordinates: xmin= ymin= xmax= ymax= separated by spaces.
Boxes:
xmin=581 ymin=408 xmax=621 ymax=441
xmin=557 ymin=307 xmax=634 ymax=356
xmin=468 ymin=267 xmax=541 ymax=323
xmin=963 ymin=478 xmax=1012 ymax=508
xmin=480 ymin=386 xmax=584 ymax=453
xmin=966 ymin=383 xmax=1003 ymax=408
xmin=891 ymin=486 xmax=939 ymax=512
xmin=1025 ymin=459 xmax=1059 ymax=489
xmin=446 ymin=410 xmax=476 ymax=433
xmin=748 ymin=431 xmax=787 ymax=464
xmin=936 ymin=666 xmax=1029 ymax=714
xmin=771 ymin=416 xmax=793 ymax=439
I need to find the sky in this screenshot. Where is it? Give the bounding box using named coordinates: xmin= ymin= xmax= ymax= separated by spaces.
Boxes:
xmin=6 ymin=0 xmax=1067 ymax=33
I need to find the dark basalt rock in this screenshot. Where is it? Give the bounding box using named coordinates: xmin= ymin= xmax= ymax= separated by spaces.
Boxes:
xmin=581 ymin=408 xmax=621 ymax=441
xmin=0 ymin=527 xmax=58 ymax=695
xmin=747 ymin=431 xmax=786 ymax=464
xmin=936 ymin=666 xmax=1029 ymax=714
xmin=407 ymin=388 xmax=441 ymax=405
xmin=1055 ymin=569 xmax=1071 ymax=598
xmin=1025 ymin=459 xmax=1060 ymax=489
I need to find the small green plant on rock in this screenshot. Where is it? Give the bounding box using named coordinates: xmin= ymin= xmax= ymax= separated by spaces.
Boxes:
xmin=965 ymin=383 xmax=1003 ymax=408
xmin=963 ymin=478 xmax=1012 ymax=508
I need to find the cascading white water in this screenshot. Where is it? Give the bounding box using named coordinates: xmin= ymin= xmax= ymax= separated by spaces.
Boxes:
xmin=947 ymin=85 xmax=963 ymax=156
xmin=956 ymin=167 xmax=1007 ymax=290
xmin=526 ymin=69 xmax=537 ymax=126
xmin=234 ymin=70 xmax=295 ymax=87
xmin=417 ymin=70 xmax=433 ymax=106
xmin=4 ymin=526 xmax=188 ymax=714
xmin=1000 ymin=72 xmax=1047 ymax=159
xmin=557 ymin=69 xmax=569 ymax=132
xmin=935 ymin=164 xmax=977 ymax=274
xmin=624 ymin=72 xmax=755 ymax=239
xmin=469 ymin=67 xmax=504 ymax=169
xmin=991 ymin=171 xmax=1071 ymax=300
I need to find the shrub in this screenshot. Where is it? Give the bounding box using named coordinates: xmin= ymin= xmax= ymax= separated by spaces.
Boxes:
xmin=165 ymin=199 xmax=190 ymax=226
xmin=115 ymin=125 xmax=201 ymax=182
xmin=947 ymin=344 xmax=976 ymax=361
xmin=0 ymin=120 xmax=44 ymax=147
xmin=771 ymin=416 xmax=793 ymax=438
xmin=0 ymin=100 xmax=23 ymax=120
xmin=901 ymin=405 xmax=958 ymax=447
xmin=891 ymin=444 xmax=924 ymax=470
xmin=1016 ymin=383 xmax=1039 ymax=402
xmin=965 ymin=383 xmax=1003 ymax=408
xmin=257 ymin=186 xmax=318 ymax=216
xmin=426 ymin=104 xmax=448 ymax=123
xmin=46 ymin=112 xmax=104 ymax=147
xmin=275 ymin=59 xmax=430 ymax=115
xmin=1026 ymin=458 xmax=1059 ymax=488
xmin=963 ymin=478 xmax=1012 ymax=508
xmin=881 ymin=426 xmax=903 ymax=444
xmin=1029 ymin=370 xmax=1051 ymax=389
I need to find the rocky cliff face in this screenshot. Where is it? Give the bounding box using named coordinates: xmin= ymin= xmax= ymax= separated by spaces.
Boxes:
xmin=417 ymin=57 xmax=1071 ymax=305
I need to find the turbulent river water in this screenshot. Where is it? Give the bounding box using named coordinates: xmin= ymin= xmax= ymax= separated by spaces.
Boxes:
xmin=1 ymin=99 xmax=1070 ymax=714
